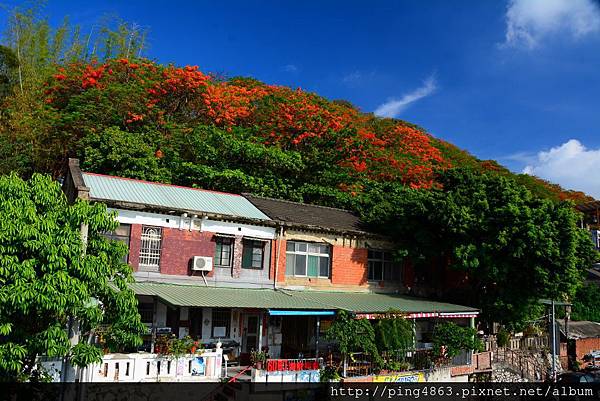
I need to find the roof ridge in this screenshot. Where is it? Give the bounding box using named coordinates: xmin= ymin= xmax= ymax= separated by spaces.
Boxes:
xmin=83 ymin=172 xmax=242 ymax=197
xmin=243 ymin=193 xmax=358 ymax=214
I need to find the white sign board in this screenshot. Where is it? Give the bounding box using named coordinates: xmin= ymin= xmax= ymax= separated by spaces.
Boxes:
xmin=213 ymin=326 xmax=226 ymax=338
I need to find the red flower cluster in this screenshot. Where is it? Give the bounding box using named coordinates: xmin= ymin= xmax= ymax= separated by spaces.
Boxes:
xmin=82 ymin=65 xmax=106 ymax=89
xmin=202 ymin=83 xmax=270 ymax=128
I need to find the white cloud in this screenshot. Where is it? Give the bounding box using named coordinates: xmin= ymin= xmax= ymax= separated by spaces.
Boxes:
xmin=373 ymin=75 xmax=437 ymax=118
xmin=283 ymin=64 xmax=298 ymax=73
xmin=342 ymin=71 xmax=363 ymax=84
xmin=501 ymin=151 xmax=538 ymax=165
xmin=523 ymin=139 xmax=600 ymax=198
xmin=504 ymin=0 xmax=600 ymax=48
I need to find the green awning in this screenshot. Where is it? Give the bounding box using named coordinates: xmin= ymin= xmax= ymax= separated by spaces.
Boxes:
xmin=129 ymin=282 xmax=478 ymax=314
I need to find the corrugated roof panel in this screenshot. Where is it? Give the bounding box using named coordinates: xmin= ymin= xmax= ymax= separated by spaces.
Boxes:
xmin=82 ymin=173 xmax=270 ymax=220
xmin=129 ymin=283 xmax=327 ymax=309
xmin=129 ymin=282 xmax=478 ymax=313
xmin=294 ymin=291 xmax=479 ymax=313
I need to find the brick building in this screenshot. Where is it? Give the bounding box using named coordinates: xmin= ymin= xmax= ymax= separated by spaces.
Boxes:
xmin=63 ymin=159 xmax=478 ymax=366
xmin=560 ymin=320 xmax=600 ymax=369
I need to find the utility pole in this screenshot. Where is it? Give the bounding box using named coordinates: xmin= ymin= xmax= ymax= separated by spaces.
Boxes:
xmin=551 ymin=300 xmax=557 ymax=382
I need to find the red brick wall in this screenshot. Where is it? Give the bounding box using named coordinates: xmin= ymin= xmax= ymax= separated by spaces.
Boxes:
xmin=271 ymin=239 xmax=369 ymax=286
xmin=450 ymin=365 xmax=474 ymax=377
xmin=269 ymin=238 xmax=287 ymax=283
xmin=575 ymin=337 xmax=600 ymax=367
xmin=129 ymin=224 xmax=215 ymax=276
xmin=330 ymin=246 xmax=368 ymax=286
xmin=129 ymin=224 xmax=142 ymax=270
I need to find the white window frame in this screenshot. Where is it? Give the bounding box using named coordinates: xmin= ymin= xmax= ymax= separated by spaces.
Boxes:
xmin=139 ymin=226 xmax=162 ymax=271
xmin=214 ymin=236 xmax=234 ymax=268
xmin=285 ymin=241 xmax=330 ymax=279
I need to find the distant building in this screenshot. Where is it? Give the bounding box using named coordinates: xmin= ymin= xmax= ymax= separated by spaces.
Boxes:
xmin=560 ymin=320 xmax=600 ymax=369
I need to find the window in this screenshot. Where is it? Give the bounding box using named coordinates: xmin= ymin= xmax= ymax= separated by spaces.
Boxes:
xmin=214 ymin=237 xmax=233 ymax=267
xmin=242 ymin=239 xmax=265 ymax=269
xmin=138 ymin=302 xmax=154 ymax=324
xmin=139 ymin=226 xmax=162 ymax=271
xmin=368 ymin=250 xmax=401 ymax=281
xmin=102 ymin=223 xmax=131 ymax=262
xmin=211 ymin=308 xmax=231 ymax=338
xmin=285 ymin=241 xmax=330 ymax=278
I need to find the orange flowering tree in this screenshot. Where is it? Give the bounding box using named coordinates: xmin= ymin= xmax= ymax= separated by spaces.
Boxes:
xmin=33 ymin=58 xmax=454 ymax=202
xmin=2 ymin=56 xmax=589 ymax=206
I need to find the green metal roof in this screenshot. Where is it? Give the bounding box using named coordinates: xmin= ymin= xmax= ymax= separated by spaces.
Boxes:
xmin=294 ymin=291 xmax=478 ymax=314
xmin=82 ymin=173 xmax=270 ymax=220
xmin=130 ymin=282 xmax=477 ymax=314
xmin=129 ymin=282 xmax=327 ymax=309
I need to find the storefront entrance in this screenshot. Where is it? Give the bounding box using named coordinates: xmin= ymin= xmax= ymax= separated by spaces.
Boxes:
xmin=280 ymin=316 xmax=316 ymax=358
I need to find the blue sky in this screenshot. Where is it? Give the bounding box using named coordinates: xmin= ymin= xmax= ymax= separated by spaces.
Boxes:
xmin=2 ymin=0 xmax=600 ymax=197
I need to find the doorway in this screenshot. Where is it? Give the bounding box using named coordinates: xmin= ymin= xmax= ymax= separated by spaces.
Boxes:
xmin=242 ymin=314 xmax=260 ymax=353
xmin=189 ymin=307 xmax=203 ymax=339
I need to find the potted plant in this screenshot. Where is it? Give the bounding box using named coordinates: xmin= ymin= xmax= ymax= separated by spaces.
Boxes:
xmin=154 ymin=334 xmax=171 ymax=355
xmin=319 ymin=365 xmax=341 ymax=382
xmin=156 ymin=335 xmax=203 ymax=358
xmin=250 ymin=349 xmax=268 ymax=369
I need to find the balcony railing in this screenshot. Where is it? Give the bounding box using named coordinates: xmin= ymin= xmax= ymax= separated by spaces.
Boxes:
xmin=39 ymin=348 xmax=224 ymax=382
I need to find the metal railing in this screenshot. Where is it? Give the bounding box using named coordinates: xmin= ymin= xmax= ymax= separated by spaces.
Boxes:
xmin=340 ymin=349 xmax=473 ymax=378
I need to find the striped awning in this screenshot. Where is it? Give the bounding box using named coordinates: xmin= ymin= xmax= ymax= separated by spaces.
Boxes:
xmin=354 ymin=311 xmax=479 ymax=320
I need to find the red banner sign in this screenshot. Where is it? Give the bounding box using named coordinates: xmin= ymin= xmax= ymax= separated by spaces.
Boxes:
xmin=266 ymin=359 xmax=320 ymax=372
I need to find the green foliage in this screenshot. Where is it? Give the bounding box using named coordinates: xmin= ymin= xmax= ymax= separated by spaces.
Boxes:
xmin=571 ymin=283 xmax=600 ymax=322
xmin=155 ymin=335 xmax=202 ymax=359
xmin=250 ymin=349 xmax=268 ymax=364
xmin=0 ymin=173 xmax=145 ymax=381
xmin=81 ymin=127 xmax=171 ymax=183
xmin=432 ymin=321 xmax=483 ymax=359
xmin=496 ymin=328 xmax=511 ymax=347
xmin=325 ymin=310 xmax=381 ymax=365
xmin=319 ymin=365 xmax=341 ymax=382
xmin=0 ymin=45 xmax=18 ymax=100
xmin=382 ymin=360 xmax=411 ymax=372
xmin=362 ymin=168 xmax=599 ymax=329
xmin=374 ymin=313 xmax=414 ymax=352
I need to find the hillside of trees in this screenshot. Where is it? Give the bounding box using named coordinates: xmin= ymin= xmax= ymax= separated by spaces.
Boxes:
xmin=0 ymin=7 xmax=597 ymax=330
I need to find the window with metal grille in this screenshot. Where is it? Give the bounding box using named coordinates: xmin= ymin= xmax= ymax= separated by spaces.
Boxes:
xmin=139 ymin=226 xmax=162 ymax=271
xmin=214 ymin=237 xmax=233 ymax=267
xmin=102 ymin=224 xmax=131 ymax=263
xmin=242 ymin=239 xmax=265 ymax=269
xmin=211 ymin=308 xmax=231 ymax=338
xmin=368 ymin=250 xmax=401 ymax=282
xmin=285 ymin=241 xmax=330 ymax=278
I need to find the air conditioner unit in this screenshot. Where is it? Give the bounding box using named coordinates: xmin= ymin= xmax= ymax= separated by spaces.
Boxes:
xmin=192 ymin=256 xmax=213 ymax=272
